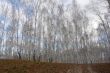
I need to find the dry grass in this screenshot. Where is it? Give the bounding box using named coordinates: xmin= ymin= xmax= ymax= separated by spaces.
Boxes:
xmin=0 ymin=59 xmax=109 ymax=73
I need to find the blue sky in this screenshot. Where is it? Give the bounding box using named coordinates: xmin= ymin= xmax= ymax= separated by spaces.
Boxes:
xmin=0 ymin=0 xmax=108 ymax=44
xmin=77 ymin=0 xmax=90 ymax=6
xmin=62 ymin=0 xmax=90 ymax=7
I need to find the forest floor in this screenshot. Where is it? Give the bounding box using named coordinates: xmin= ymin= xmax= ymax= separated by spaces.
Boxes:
xmin=0 ymin=59 xmax=109 ymax=73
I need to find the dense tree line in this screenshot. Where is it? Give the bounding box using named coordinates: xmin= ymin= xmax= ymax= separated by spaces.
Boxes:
xmin=0 ymin=0 xmax=110 ymax=64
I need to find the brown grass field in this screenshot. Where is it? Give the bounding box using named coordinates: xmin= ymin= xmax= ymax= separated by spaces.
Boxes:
xmin=0 ymin=59 xmax=109 ymax=73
